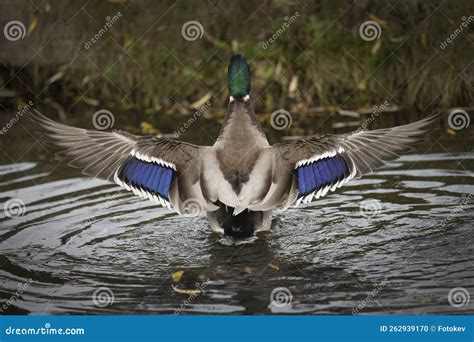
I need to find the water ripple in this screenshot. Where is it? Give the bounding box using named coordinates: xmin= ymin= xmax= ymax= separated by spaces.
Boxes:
xmin=0 ymin=153 xmax=473 ymax=314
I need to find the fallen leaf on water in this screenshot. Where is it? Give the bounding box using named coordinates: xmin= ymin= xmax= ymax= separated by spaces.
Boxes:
xmin=268 ymin=263 xmax=280 ymax=271
xmin=172 ymin=270 xmax=184 ymax=282
xmin=171 ymin=284 xmax=201 ymax=295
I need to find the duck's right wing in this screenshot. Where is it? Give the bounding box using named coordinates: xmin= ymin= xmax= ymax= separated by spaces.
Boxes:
xmin=31 ymin=110 xmax=218 ymax=213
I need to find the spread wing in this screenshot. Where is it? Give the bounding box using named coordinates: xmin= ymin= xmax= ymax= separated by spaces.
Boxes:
xmin=254 ymin=114 xmax=439 ymax=210
xmin=31 ymin=110 xmax=218 ymax=213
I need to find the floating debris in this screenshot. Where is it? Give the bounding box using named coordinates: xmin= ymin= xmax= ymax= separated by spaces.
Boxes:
xmin=268 ymin=263 xmax=280 ymax=271
xmin=171 ymin=270 xmax=184 ymax=282
xmin=171 ymin=284 xmax=201 ymax=295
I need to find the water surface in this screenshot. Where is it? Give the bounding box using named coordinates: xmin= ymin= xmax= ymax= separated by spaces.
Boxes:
xmin=1 ymin=152 xmax=473 ymax=315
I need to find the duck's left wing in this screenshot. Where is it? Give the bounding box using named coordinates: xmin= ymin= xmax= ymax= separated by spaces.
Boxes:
xmin=31 ymin=111 xmax=217 ymax=213
xmin=255 ymin=114 xmax=438 ymax=210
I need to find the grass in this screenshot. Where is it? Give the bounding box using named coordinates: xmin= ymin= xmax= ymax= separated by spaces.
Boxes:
xmin=0 ymin=0 xmax=472 ymax=135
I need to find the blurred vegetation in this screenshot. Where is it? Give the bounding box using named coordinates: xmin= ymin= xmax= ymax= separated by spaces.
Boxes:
xmin=0 ymin=0 xmax=472 ymax=142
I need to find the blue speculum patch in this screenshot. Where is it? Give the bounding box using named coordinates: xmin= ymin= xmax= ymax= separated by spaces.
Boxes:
xmin=118 ymin=158 xmax=174 ymax=200
xmin=296 ymin=154 xmax=350 ymax=197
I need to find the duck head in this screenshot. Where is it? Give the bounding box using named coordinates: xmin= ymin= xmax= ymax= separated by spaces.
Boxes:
xmin=228 ymin=54 xmax=251 ymax=102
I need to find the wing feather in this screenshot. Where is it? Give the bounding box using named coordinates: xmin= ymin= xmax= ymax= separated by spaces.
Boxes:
xmin=263 ymin=114 xmax=439 ymax=208
xmin=31 ymin=110 xmax=217 ymax=213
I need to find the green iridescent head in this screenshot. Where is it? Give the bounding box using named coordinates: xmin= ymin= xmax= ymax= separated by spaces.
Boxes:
xmin=228 ymin=54 xmax=251 ymax=100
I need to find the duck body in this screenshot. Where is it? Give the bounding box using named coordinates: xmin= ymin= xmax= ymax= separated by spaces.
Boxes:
xmin=203 ymin=100 xmax=273 ymax=237
xmin=32 ymin=54 xmax=438 ymax=239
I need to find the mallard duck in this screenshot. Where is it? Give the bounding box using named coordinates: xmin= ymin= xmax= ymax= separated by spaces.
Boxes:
xmin=32 ymin=54 xmax=437 ymax=239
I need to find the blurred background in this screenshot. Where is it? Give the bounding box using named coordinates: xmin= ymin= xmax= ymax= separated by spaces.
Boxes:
xmin=0 ymin=0 xmax=472 ymax=159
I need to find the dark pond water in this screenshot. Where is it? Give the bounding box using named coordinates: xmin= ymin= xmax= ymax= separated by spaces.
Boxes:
xmin=1 ymin=149 xmax=473 ymax=315
xmin=0 ymin=109 xmax=473 ymax=315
